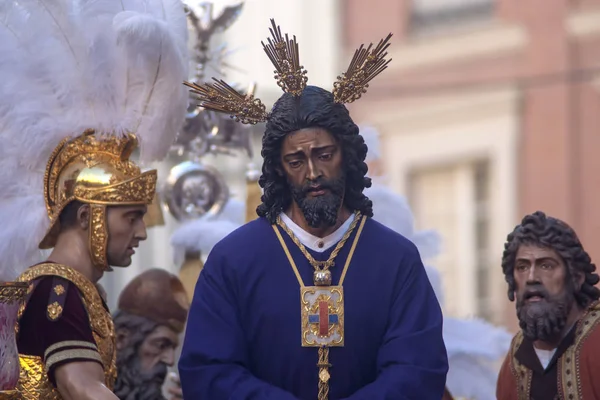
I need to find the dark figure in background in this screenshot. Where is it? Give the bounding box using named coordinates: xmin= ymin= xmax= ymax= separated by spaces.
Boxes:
xmin=113 ymin=269 xmax=189 ymax=400
xmin=496 ymin=211 xmax=600 ymax=399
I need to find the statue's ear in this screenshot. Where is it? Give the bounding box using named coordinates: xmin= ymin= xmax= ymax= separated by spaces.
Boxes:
xmin=76 ymin=203 xmax=90 ymax=231
xmin=116 ymin=327 xmax=131 ymax=351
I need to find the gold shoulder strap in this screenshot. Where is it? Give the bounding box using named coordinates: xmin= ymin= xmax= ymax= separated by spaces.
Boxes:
xmin=17 ymin=263 xmax=110 ymax=337
xmin=18 ymin=264 xmax=103 ymax=306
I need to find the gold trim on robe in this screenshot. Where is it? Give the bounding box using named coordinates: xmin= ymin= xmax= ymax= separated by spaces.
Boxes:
xmin=509 ymin=331 xmax=532 ymax=400
xmin=558 ymin=302 xmax=600 ymax=400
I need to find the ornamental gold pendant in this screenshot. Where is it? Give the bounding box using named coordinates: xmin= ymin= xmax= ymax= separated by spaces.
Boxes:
xmin=313 ymin=270 xmax=332 ymax=286
xmin=301 ymin=286 xmax=344 ymax=347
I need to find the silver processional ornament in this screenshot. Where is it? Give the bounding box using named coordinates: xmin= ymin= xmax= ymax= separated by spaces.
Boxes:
xmin=173 ymin=1 xmax=257 ymax=160
xmin=163 ymin=1 xmax=259 ymax=222
xmin=163 ymin=161 xmax=230 ymax=222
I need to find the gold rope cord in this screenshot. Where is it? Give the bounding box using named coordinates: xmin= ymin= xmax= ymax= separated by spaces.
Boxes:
xmin=317 ymin=346 xmax=331 ymax=400
xmin=271 ymin=215 xmax=367 ymax=287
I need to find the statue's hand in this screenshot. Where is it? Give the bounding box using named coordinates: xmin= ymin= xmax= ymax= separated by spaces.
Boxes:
xmin=166 ymin=373 xmax=183 ymax=400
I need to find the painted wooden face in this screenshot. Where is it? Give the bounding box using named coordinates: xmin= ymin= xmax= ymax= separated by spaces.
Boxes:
xmin=136 ymin=324 xmax=180 ymax=371
xmin=280 ymin=127 xmax=346 ymax=227
xmin=513 ymin=244 xmax=575 ymax=341
xmin=280 ymin=127 xmax=343 ymax=188
xmin=115 ymin=321 xmax=180 ymax=396
xmin=105 ymin=205 xmax=148 ymax=267
xmin=513 ymin=244 xmax=568 ymax=303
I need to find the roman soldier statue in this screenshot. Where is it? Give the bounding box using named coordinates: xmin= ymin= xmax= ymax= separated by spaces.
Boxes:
xmin=0 ymin=0 xmax=188 ymax=398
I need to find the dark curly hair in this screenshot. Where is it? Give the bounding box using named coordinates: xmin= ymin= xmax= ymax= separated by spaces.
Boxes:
xmin=501 ymin=211 xmax=600 ymax=308
xmin=256 ymin=85 xmax=373 ymax=222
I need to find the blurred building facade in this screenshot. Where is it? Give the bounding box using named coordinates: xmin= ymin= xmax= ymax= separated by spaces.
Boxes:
xmin=343 ymin=0 xmax=600 ymax=331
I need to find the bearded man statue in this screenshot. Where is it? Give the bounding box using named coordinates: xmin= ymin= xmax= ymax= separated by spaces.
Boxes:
xmin=113 ymin=269 xmax=189 ymax=400
xmin=496 ymin=211 xmax=600 ymax=399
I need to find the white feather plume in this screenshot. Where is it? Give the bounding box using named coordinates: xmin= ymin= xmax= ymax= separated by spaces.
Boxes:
xmin=444 ymin=317 xmax=512 ymax=400
xmin=427 ymin=257 xmax=511 ymax=400
xmin=170 ymin=199 xmax=246 ymax=265
xmin=365 ymin=180 xmax=511 ymax=399
xmin=360 ymin=124 xmax=390 ymax=185
xmin=113 ymin=6 xmax=188 ymax=161
xmin=0 ymin=0 xmax=188 ymax=280
xmin=365 ymin=184 xmax=442 ymax=260
xmin=359 ymin=125 xmax=382 ymax=163
xmin=170 ymin=219 xmax=239 ymax=264
xmin=208 ymin=199 xmax=246 ymax=225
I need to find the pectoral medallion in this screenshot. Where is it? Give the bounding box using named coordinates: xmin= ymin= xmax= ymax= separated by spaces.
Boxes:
xmin=273 ymin=214 xmax=367 ymax=400
xmin=301 ymin=286 xmax=344 ymax=347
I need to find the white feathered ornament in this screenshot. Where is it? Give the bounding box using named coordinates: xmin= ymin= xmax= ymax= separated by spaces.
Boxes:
xmin=365 ymin=184 xmax=442 ymax=261
xmin=363 ymin=127 xmax=511 ymax=400
xmin=425 ymin=265 xmax=511 ymax=400
xmin=368 ymin=185 xmax=511 ymax=399
xmin=170 ymin=199 xmax=245 ymax=265
xmin=0 ymin=0 xmax=189 ymax=280
xmin=361 ymin=125 xmax=382 ymax=164
xmin=360 ymin=125 xmax=388 ymax=184
xmin=170 ymin=199 xmax=244 ymax=300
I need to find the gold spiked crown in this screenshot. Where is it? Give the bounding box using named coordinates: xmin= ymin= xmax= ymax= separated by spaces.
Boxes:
xmin=40 ymin=130 xmax=157 ymax=269
xmin=184 ymin=19 xmax=392 ymax=124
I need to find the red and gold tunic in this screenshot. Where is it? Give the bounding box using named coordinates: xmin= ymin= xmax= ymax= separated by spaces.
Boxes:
xmin=496 ymin=302 xmax=600 ymax=400
xmin=11 ymin=263 xmax=116 ymax=400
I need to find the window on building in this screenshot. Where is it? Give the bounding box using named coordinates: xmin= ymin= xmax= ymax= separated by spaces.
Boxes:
xmin=473 ymin=160 xmax=493 ymax=321
xmin=410 ymin=0 xmax=495 ymax=35
xmin=408 ymin=163 xmax=472 ymax=318
xmin=408 ymin=159 xmax=493 ymax=321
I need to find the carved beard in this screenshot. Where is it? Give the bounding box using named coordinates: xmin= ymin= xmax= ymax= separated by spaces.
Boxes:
xmin=289 ymin=173 xmax=345 ymax=228
xmin=516 ymin=284 xmax=575 ymax=342
xmin=114 ymin=358 xmax=168 ymax=400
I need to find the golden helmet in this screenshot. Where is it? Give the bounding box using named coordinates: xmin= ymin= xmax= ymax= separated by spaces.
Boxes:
xmin=39 ymin=130 xmax=157 ymax=271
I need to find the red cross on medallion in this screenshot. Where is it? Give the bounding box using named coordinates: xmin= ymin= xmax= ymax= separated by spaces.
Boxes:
xmin=318 ymin=300 xmax=329 ymax=336
xmin=308 ymin=299 xmax=340 ymax=337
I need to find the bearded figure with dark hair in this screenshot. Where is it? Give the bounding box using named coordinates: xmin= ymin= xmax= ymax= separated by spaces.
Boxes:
xmin=496 ymin=211 xmax=600 ymax=399
xmin=113 ymin=269 xmax=188 ymax=400
xmin=178 ymin=20 xmax=447 ymax=400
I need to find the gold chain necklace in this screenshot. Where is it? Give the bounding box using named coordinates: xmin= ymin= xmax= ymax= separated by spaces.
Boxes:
xmin=276 ymin=212 xmax=361 ymax=286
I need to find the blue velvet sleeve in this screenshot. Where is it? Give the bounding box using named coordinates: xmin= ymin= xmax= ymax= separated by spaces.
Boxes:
xmin=341 ymin=243 xmax=448 ymax=400
xmin=178 ymin=244 xmax=299 ymax=400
